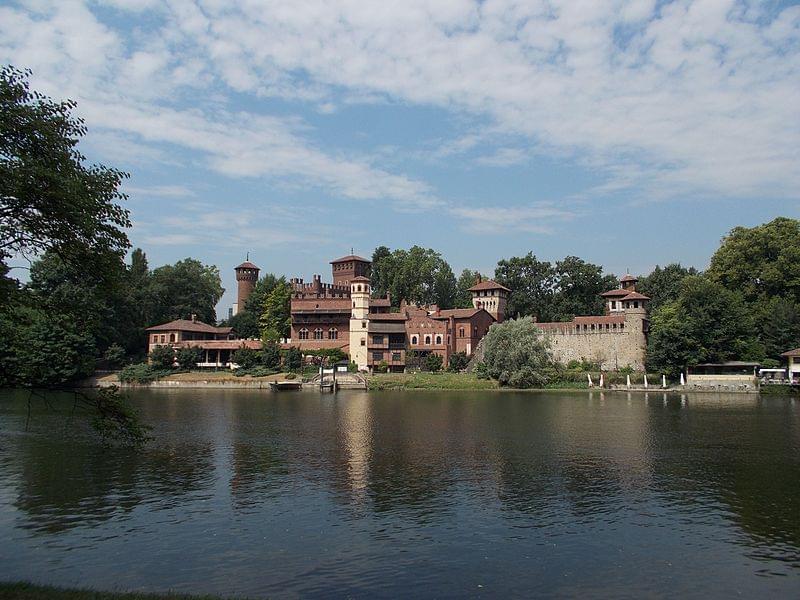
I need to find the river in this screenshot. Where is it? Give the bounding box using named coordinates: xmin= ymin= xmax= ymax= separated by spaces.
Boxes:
xmin=1 ymin=389 xmax=799 ymax=598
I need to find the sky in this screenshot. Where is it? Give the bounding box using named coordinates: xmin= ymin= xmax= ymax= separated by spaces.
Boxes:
xmin=1 ymin=0 xmax=799 ymax=316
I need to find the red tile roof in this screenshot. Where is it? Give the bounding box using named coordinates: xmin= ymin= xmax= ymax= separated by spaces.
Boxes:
xmin=468 ymin=279 xmax=510 ymax=292
xmin=235 ymin=261 xmax=259 ymax=270
xmin=431 ymin=308 xmax=492 ymax=320
xmin=620 ymin=274 xmax=638 ymax=282
xmin=177 ymin=340 xmax=262 ymax=350
xmin=146 ymin=319 xmax=232 ymax=334
xmin=367 ymin=312 xmax=408 ymax=321
xmin=621 ymin=291 xmax=650 ymax=301
xmin=600 ymin=288 xmax=632 ymax=297
xmin=781 ymin=348 xmax=800 ymax=357
xmin=330 ymin=255 xmax=371 ymax=263
xmin=370 ymin=298 xmax=391 ymax=307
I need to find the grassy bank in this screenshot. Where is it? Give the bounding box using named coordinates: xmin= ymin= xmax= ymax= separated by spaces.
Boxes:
xmin=0 ymin=582 xmax=243 ymax=600
xmin=367 ymin=371 xmax=499 ymax=390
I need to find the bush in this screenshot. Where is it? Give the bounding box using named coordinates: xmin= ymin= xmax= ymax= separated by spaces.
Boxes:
xmin=149 ymin=345 xmax=175 ymax=369
xmin=232 ymin=346 xmax=261 ymax=369
xmin=481 ymin=317 xmax=556 ymax=388
xmin=175 ymin=346 xmax=202 ymax=369
xmin=284 ymin=347 xmax=302 ymax=371
xmin=348 ymin=361 xmax=358 ymax=372
xmin=234 ymin=365 xmax=279 ymax=378
xmin=448 ymin=352 xmax=469 ymax=372
xmin=261 ymin=342 xmax=282 ymax=369
xmin=374 ymin=360 xmax=389 ymax=373
xmin=118 ymin=362 xmax=170 ymax=384
xmin=103 ymin=343 xmax=127 ymax=369
xmin=423 ymin=353 xmax=444 ymax=372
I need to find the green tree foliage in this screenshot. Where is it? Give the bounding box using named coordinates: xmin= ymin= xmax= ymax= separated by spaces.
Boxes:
xmin=148 ymin=345 xmax=175 ymax=369
xmin=232 ymin=346 xmax=261 ymax=369
xmin=259 ymin=279 xmax=292 ymax=341
xmin=454 ymin=269 xmax=483 ymax=309
xmin=0 ymin=67 xmax=130 ymax=276
xmin=480 ymin=317 xmax=556 ymax=388
xmin=284 ymin=347 xmax=302 ymax=371
xmin=753 ymin=297 xmax=800 ymax=361
xmin=175 ymin=346 xmax=202 ymax=370
xmin=637 ymin=263 xmax=700 ymax=311
xmin=707 ymin=217 xmax=800 ymax=304
xmin=423 ymin=353 xmax=444 ymax=372
xmin=369 ymin=246 xmax=457 ymax=308
xmin=223 ymin=273 xmax=283 ymax=338
xmin=550 ymin=256 xmax=618 ymax=321
xmin=647 ymin=276 xmax=759 ymax=376
xmin=261 ymin=342 xmax=282 ymax=369
xmin=149 ymin=258 xmax=224 ymax=324
xmin=448 ymin=351 xmax=470 ymax=372
xmin=494 ymin=253 xmax=555 ymax=320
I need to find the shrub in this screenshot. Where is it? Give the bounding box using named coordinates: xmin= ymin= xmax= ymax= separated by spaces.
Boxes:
xmin=104 ymin=343 xmax=127 ymax=369
xmin=481 ymin=317 xmax=556 ymax=388
xmin=348 ymin=361 xmax=358 ymax=372
xmin=261 ymin=342 xmax=282 ymax=369
xmin=374 ymin=360 xmax=389 ymax=373
xmin=149 ymin=345 xmax=175 ymax=369
xmin=424 ymin=353 xmax=444 ymax=372
xmin=175 ymin=346 xmax=202 ymax=370
xmin=448 ymin=352 xmax=469 ymax=372
xmin=118 ymin=363 xmax=170 ymax=384
xmin=232 ymin=346 xmax=261 ymax=369
xmin=284 ymin=347 xmax=302 ymax=371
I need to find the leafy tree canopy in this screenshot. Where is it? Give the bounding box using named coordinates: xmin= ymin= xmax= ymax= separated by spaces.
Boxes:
xmin=370 ymin=245 xmax=457 ymax=309
xmin=259 ymin=279 xmax=291 ymax=341
xmin=455 ymin=269 xmax=484 ymax=309
xmin=480 ymin=317 xmax=556 ymax=388
xmin=149 ymin=258 xmax=224 ymax=325
xmin=637 ymin=263 xmax=700 ymax=312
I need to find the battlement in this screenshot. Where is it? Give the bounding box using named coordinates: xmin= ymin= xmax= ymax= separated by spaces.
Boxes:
xmin=290 ymin=275 xmax=351 ymax=299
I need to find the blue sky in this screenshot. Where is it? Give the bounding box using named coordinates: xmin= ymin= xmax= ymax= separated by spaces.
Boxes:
xmin=1 ymin=0 xmax=799 ymax=316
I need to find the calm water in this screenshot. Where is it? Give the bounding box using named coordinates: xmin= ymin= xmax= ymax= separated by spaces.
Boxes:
xmin=1 ymin=389 xmax=799 ymax=598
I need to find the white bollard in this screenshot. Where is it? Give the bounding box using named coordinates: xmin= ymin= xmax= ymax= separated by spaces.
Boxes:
xmin=680 ymin=372 xmax=685 ymax=386
xmin=599 ymin=373 xmax=604 ymax=388
xmin=587 ymin=373 xmax=593 ymax=387
xmin=626 ymin=374 xmax=631 ymax=388
xmin=662 ymin=374 xmax=667 ymax=389
xmin=644 ymin=373 xmax=648 ymax=389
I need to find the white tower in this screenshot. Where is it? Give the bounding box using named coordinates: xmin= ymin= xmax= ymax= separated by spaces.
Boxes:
xmin=349 ymin=276 xmax=371 ymax=371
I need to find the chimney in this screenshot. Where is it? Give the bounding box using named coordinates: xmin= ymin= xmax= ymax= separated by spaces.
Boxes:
xmin=191 ymin=313 xmax=197 ymax=323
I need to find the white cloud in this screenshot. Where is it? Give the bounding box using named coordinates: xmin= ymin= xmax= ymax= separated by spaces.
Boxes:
xmin=449 ymin=203 xmax=577 ymax=233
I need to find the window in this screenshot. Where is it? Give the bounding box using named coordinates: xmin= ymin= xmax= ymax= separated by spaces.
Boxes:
xmin=152 ymin=335 xmax=157 ymax=343
xmin=425 ymin=335 xmax=431 ymax=345
xmin=328 ymin=328 xmax=338 ymax=340
xmin=411 ymin=335 xmax=418 ymax=344
xmin=611 ymin=301 xmax=616 ymax=309
xmin=435 ymin=335 xmax=442 ymax=345
xmin=362 ymin=321 xmax=367 ymax=328
xmin=160 ymin=335 xmax=166 ymax=343
xmin=299 ymin=328 xmax=309 ymax=340
xmin=169 ymin=333 xmax=176 ymax=342
xmin=633 ymin=301 xmax=639 ymax=308
xmin=392 ymin=353 xmax=401 ymax=362
xmin=373 ymin=335 xmax=384 ymax=344
xmin=314 ymin=328 xmax=323 ymax=340
xmin=372 ymin=351 xmax=383 ymax=361
xmin=360 ymin=338 xmax=366 ymax=346
xmin=459 ymin=327 xmax=465 ymax=337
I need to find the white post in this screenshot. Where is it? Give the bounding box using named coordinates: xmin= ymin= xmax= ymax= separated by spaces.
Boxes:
xmin=587 ymin=373 xmax=593 ymax=387
xmin=680 ymin=372 xmax=685 ymax=386
xmin=662 ymin=374 xmax=667 ymax=389
xmin=599 ymin=373 xmax=604 ymax=388
xmin=644 ymin=373 xmax=648 ymax=389
xmin=626 ymin=374 xmax=631 ymax=388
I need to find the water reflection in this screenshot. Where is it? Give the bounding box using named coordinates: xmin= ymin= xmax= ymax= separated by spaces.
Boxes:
xmin=1 ymin=389 xmax=799 ymax=597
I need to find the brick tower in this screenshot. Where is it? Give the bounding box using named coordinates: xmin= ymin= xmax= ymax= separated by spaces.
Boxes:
xmin=234 ymin=257 xmax=260 ymax=314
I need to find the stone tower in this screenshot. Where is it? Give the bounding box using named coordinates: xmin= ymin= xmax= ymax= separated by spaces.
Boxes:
xmin=468 ymin=276 xmax=510 ymax=322
xmin=234 ymin=258 xmax=260 ymax=314
xmin=330 ymin=254 xmax=371 ymax=288
xmin=349 ymin=276 xmax=371 ymax=370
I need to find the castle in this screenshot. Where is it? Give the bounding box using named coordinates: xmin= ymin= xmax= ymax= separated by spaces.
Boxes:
xmin=149 ymin=253 xmax=648 ymax=372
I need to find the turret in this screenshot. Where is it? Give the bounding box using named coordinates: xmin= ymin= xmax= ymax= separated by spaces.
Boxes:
xmin=349 ymin=275 xmax=371 ymax=370
xmin=234 ymin=258 xmax=260 ymax=314
xmin=467 ymin=277 xmax=510 ymax=322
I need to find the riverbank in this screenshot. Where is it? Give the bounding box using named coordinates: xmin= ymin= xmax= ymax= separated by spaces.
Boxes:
xmin=0 ymin=582 xmax=241 ymax=600
xmin=366 ymin=371 xmax=500 ymax=390
xmin=90 ymin=371 xmax=292 ymax=389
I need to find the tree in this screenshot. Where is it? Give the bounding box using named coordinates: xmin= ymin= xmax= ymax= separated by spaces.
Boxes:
xmin=149 ymin=345 xmax=175 ymax=369
xmin=754 ymin=296 xmax=800 ymax=361
xmin=479 ymin=317 xmax=557 ymax=388
xmin=550 ymin=256 xmax=616 ymax=321
xmin=259 ymin=279 xmax=291 ymax=341
xmin=637 ymin=263 xmax=700 ymax=311
xmin=455 ymin=269 xmax=483 ymax=309
xmin=261 ymin=342 xmax=282 ymax=370
xmin=647 ymin=276 xmax=759 ymax=376
xmin=284 ymin=347 xmax=302 ymax=371
xmin=707 ymin=217 xmax=800 ymax=304
xmin=494 ymin=253 xmax=555 ymax=321
xmin=175 ymin=346 xmax=202 ymax=370
xmin=149 ymin=258 xmax=224 ymax=325
xmin=448 ymin=351 xmax=469 ymax=372
xmin=423 ymin=353 xmax=444 ymax=372
xmin=232 ymin=346 xmax=260 ymax=369
xmin=223 ymin=273 xmax=283 ymax=338
xmin=368 ymin=246 xmax=457 ymax=308
xmin=0 ymin=67 xmax=130 ymax=277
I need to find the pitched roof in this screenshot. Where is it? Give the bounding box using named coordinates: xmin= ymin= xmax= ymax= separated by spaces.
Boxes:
xmin=351 ymin=275 xmax=371 ymax=282
xmin=431 ymin=308 xmax=494 ymax=320
xmin=620 ymin=274 xmax=638 ymax=282
xmin=621 ymin=291 xmax=650 ymax=301
xmin=330 ymin=255 xmax=371 ymax=263
xmin=177 ymin=340 xmax=262 ymax=350
xmin=781 ymin=348 xmax=800 ymax=357
xmin=146 ymin=319 xmax=232 ymax=334
xmin=367 ymin=312 xmax=407 ymax=321
xmin=370 ymin=298 xmax=391 ymax=307
xmin=468 ymin=279 xmax=510 ymax=292
xmin=235 ymin=261 xmax=259 ymax=270
xmin=600 ymin=288 xmax=632 ymax=297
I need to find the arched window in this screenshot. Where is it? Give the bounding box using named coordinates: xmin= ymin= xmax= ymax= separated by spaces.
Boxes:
xmin=424 ymin=335 xmax=431 ymax=345
xmin=299 ymin=328 xmax=309 ymax=340
xmin=357 ymin=284 xmax=362 ymax=292
xmin=411 ymin=335 xmax=418 ymax=344
xmin=328 ymin=328 xmax=338 ymax=340
xmin=169 ymin=333 xmax=176 ymax=342
xmin=314 ymin=328 xmax=324 ymax=340
xmin=435 ymin=335 xmax=442 ymax=345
